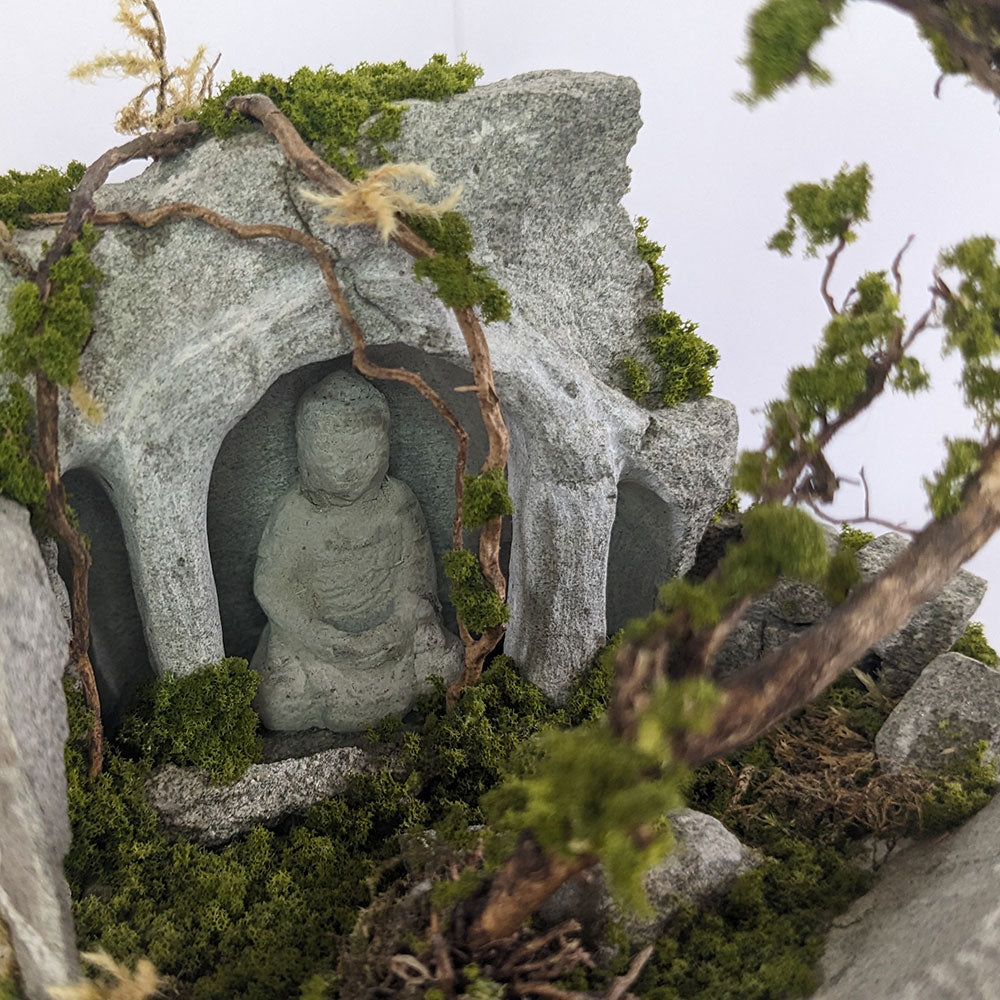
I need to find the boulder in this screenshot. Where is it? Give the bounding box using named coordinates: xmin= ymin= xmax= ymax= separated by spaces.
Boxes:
xmin=145 ymin=742 xmax=376 ymax=845
xmin=708 ymin=527 xmax=986 ymax=696
xmin=0 ymin=498 xmax=79 ymax=999
xmin=875 ymin=652 xmax=1000 ymax=778
xmin=812 ymin=790 xmax=1000 ymax=999
xmin=858 ymin=534 xmax=987 ymax=696
xmin=1 ymin=70 xmax=737 ymax=710
xmin=537 ymin=808 xmax=760 ymax=948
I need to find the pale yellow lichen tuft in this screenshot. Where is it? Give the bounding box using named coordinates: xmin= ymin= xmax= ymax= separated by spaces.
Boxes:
xmin=69 ymin=378 xmax=105 ymax=425
xmin=302 ymin=162 xmax=463 ymax=243
xmin=70 ymin=0 xmax=218 ymax=135
xmin=47 ymin=950 xmax=165 ymax=1000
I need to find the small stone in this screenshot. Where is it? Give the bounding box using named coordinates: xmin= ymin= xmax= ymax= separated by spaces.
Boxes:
xmin=875 ymin=652 xmax=1000 ymax=777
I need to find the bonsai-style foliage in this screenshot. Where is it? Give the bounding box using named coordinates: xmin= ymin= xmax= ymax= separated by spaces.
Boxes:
xmin=69 ymin=0 xmax=219 ymax=134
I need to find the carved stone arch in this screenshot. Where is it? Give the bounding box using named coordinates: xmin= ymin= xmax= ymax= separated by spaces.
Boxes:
xmin=206 ymin=344 xmax=510 ymax=662
xmin=60 ymin=467 xmax=153 ymax=731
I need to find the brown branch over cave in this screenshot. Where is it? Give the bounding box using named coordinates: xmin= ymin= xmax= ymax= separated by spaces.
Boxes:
xmin=225 ymin=93 xmax=511 ymax=705
xmin=19 ymin=121 xmax=201 ymax=776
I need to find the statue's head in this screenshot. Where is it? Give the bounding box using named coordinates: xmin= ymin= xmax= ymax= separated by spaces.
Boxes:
xmin=296 ymin=371 xmax=390 ymax=503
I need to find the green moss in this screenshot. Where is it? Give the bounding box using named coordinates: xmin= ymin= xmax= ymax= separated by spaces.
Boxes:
xmin=710 ymin=490 xmax=741 ymax=524
xmin=0 ymin=382 xmax=46 ymax=528
xmin=647 ymin=310 xmax=720 ymax=407
xmin=116 ymin=657 xmax=262 ymax=785
xmin=442 ymin=548 xmax=509 ymax=634
xmin=619 ymin=356 xmax=652 ymax=400
xmin=0 ymin=160 xmax=86 ymax=229
xmin=635 ymin=216 xmax=669 ymax=302
xmin=412 ymin=250 xmax=511 ymax=322
xmin=838 ymin=522 xmax=875 ymax=554
xmin=1 ymin=225 xmax=103 ymax=387
xmin=951 ymin=621 xmax=1000 ymax=666
xmin=917 ymin=738 xmax=997 ymax=835
xmin=461 ymin=467 xmax=513 ymax=530
xmin=196 ymin=55 xmax=481 ymax=181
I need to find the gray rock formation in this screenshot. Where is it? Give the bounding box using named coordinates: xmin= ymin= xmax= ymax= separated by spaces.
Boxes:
xmin=709 ymin=528 xmax=986 ymax=696
xmin=0 ymin=499 xmax=79 ymax=999
xmin=251 ymin=371 xmax=462 ymax=731
xmin=0 ymin=70 xmax=736 ymax=709
xmin=859 ymin=534 xmax=987 ymax=695
xmin=812 ymin=791 xmax=1000 ymax=1000
xmin=145 ymin=744 xmax=376 ymax=845
xmin=875 ymin=652 xmax=1000 ymax=777
xmin=537 ymin=808 xmax=760 ymax=949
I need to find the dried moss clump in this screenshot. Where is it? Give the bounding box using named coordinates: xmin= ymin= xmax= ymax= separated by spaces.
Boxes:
xmin=0 ymin=383 xmax=46 ymax=525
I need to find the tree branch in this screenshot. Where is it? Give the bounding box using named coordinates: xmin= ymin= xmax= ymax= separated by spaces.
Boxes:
xmin=875 ymin=0 xmax=1000 ymax=101
xmin=675 ymin=437 xmax=1000 ymax=765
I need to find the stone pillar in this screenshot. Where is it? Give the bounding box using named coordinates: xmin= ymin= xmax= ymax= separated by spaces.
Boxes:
xmin=503 ymin=421 xmax=619 ymax=702
xmin=0 ymin=498 xmax=80 ymax=999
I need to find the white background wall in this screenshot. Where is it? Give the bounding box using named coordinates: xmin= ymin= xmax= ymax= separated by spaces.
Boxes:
xmin=4 ymin=1 xmax=999 ymax=639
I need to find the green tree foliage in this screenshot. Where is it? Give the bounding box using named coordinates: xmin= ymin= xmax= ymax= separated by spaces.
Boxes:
xmin=1 ymin=225 xmax=103 ymax=386
xmin=768 ymin=162 xmax=871 ymax=256
xmin=484 ymin=677 xmax=720 ymax=911
xmin=739 ymin=0 xmax=848 ymax=104
xmin=0 ymin=161 xmax=86 ymax=229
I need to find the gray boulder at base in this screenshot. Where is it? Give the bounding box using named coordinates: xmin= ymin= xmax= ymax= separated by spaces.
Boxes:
xmin=811 ymin=790 xmax=1000 ymax=1000
xmin=0 ymin=499 xmax=79 ymax=999
xmin=875 ymin=652 xmax=1000 ymax=777
xmin=145 ymin=743 xmax=375 ymax=845
xmin=710 ymin=528 xmax=985 ymax=696
xmin=1 ymin=70 xmax=736 ymax=710
xmin=537 ymin=809 xmax=759 ymax=948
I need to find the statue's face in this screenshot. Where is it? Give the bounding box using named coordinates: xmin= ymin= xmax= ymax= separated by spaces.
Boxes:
xmin=296 ymin=388 xmax=390 ymax=503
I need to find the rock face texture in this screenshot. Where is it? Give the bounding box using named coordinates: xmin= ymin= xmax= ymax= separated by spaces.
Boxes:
xmin=145 ymin=744 xmax=375 ymax=845
xmin=250 ymin=371 xmax=462 ymax=730
xmin=537 ymin=808 xmax=760 ymax=948
xmin=875 ymin=652 xmax=1000 ymax=776
xmin=1 ymin=70 xmax=737 ymax=710
xmin=705 ymin=527 xmax=986 ymax=695
xmin=812 ymin=791 xmax=1000 ymax=1000
xmin=0 ymin=499 xmax=79 ymax=999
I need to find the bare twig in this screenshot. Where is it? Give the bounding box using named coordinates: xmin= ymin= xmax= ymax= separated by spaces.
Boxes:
xmin=0 ymin=221 xmax=35 ymax=280
xmin=821 ymin=235 xmax=847 ymax=316
xmin=607 ymin=944 xmax=654 ymax=1000
xmin=891 ymin=234 xmax=916 ymax=297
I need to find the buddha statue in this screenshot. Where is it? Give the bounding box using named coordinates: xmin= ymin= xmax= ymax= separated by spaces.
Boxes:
xmin=250 ymin=370 xmax=462 ymax=731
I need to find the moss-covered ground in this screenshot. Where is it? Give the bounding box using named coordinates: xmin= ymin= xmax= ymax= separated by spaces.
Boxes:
xmin=59 ymin=629 xmax=997 ymax=1000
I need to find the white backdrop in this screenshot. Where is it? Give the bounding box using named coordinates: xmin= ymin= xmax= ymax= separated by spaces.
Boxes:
xmin=3 ymin=0 xmax=999 ymax=640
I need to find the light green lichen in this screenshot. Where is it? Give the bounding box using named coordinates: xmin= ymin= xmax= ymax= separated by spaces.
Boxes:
xmin=461 ymin=467 xmax=514 ymax=530
xmin=442 ymin=548 xmax=510 ymax=634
